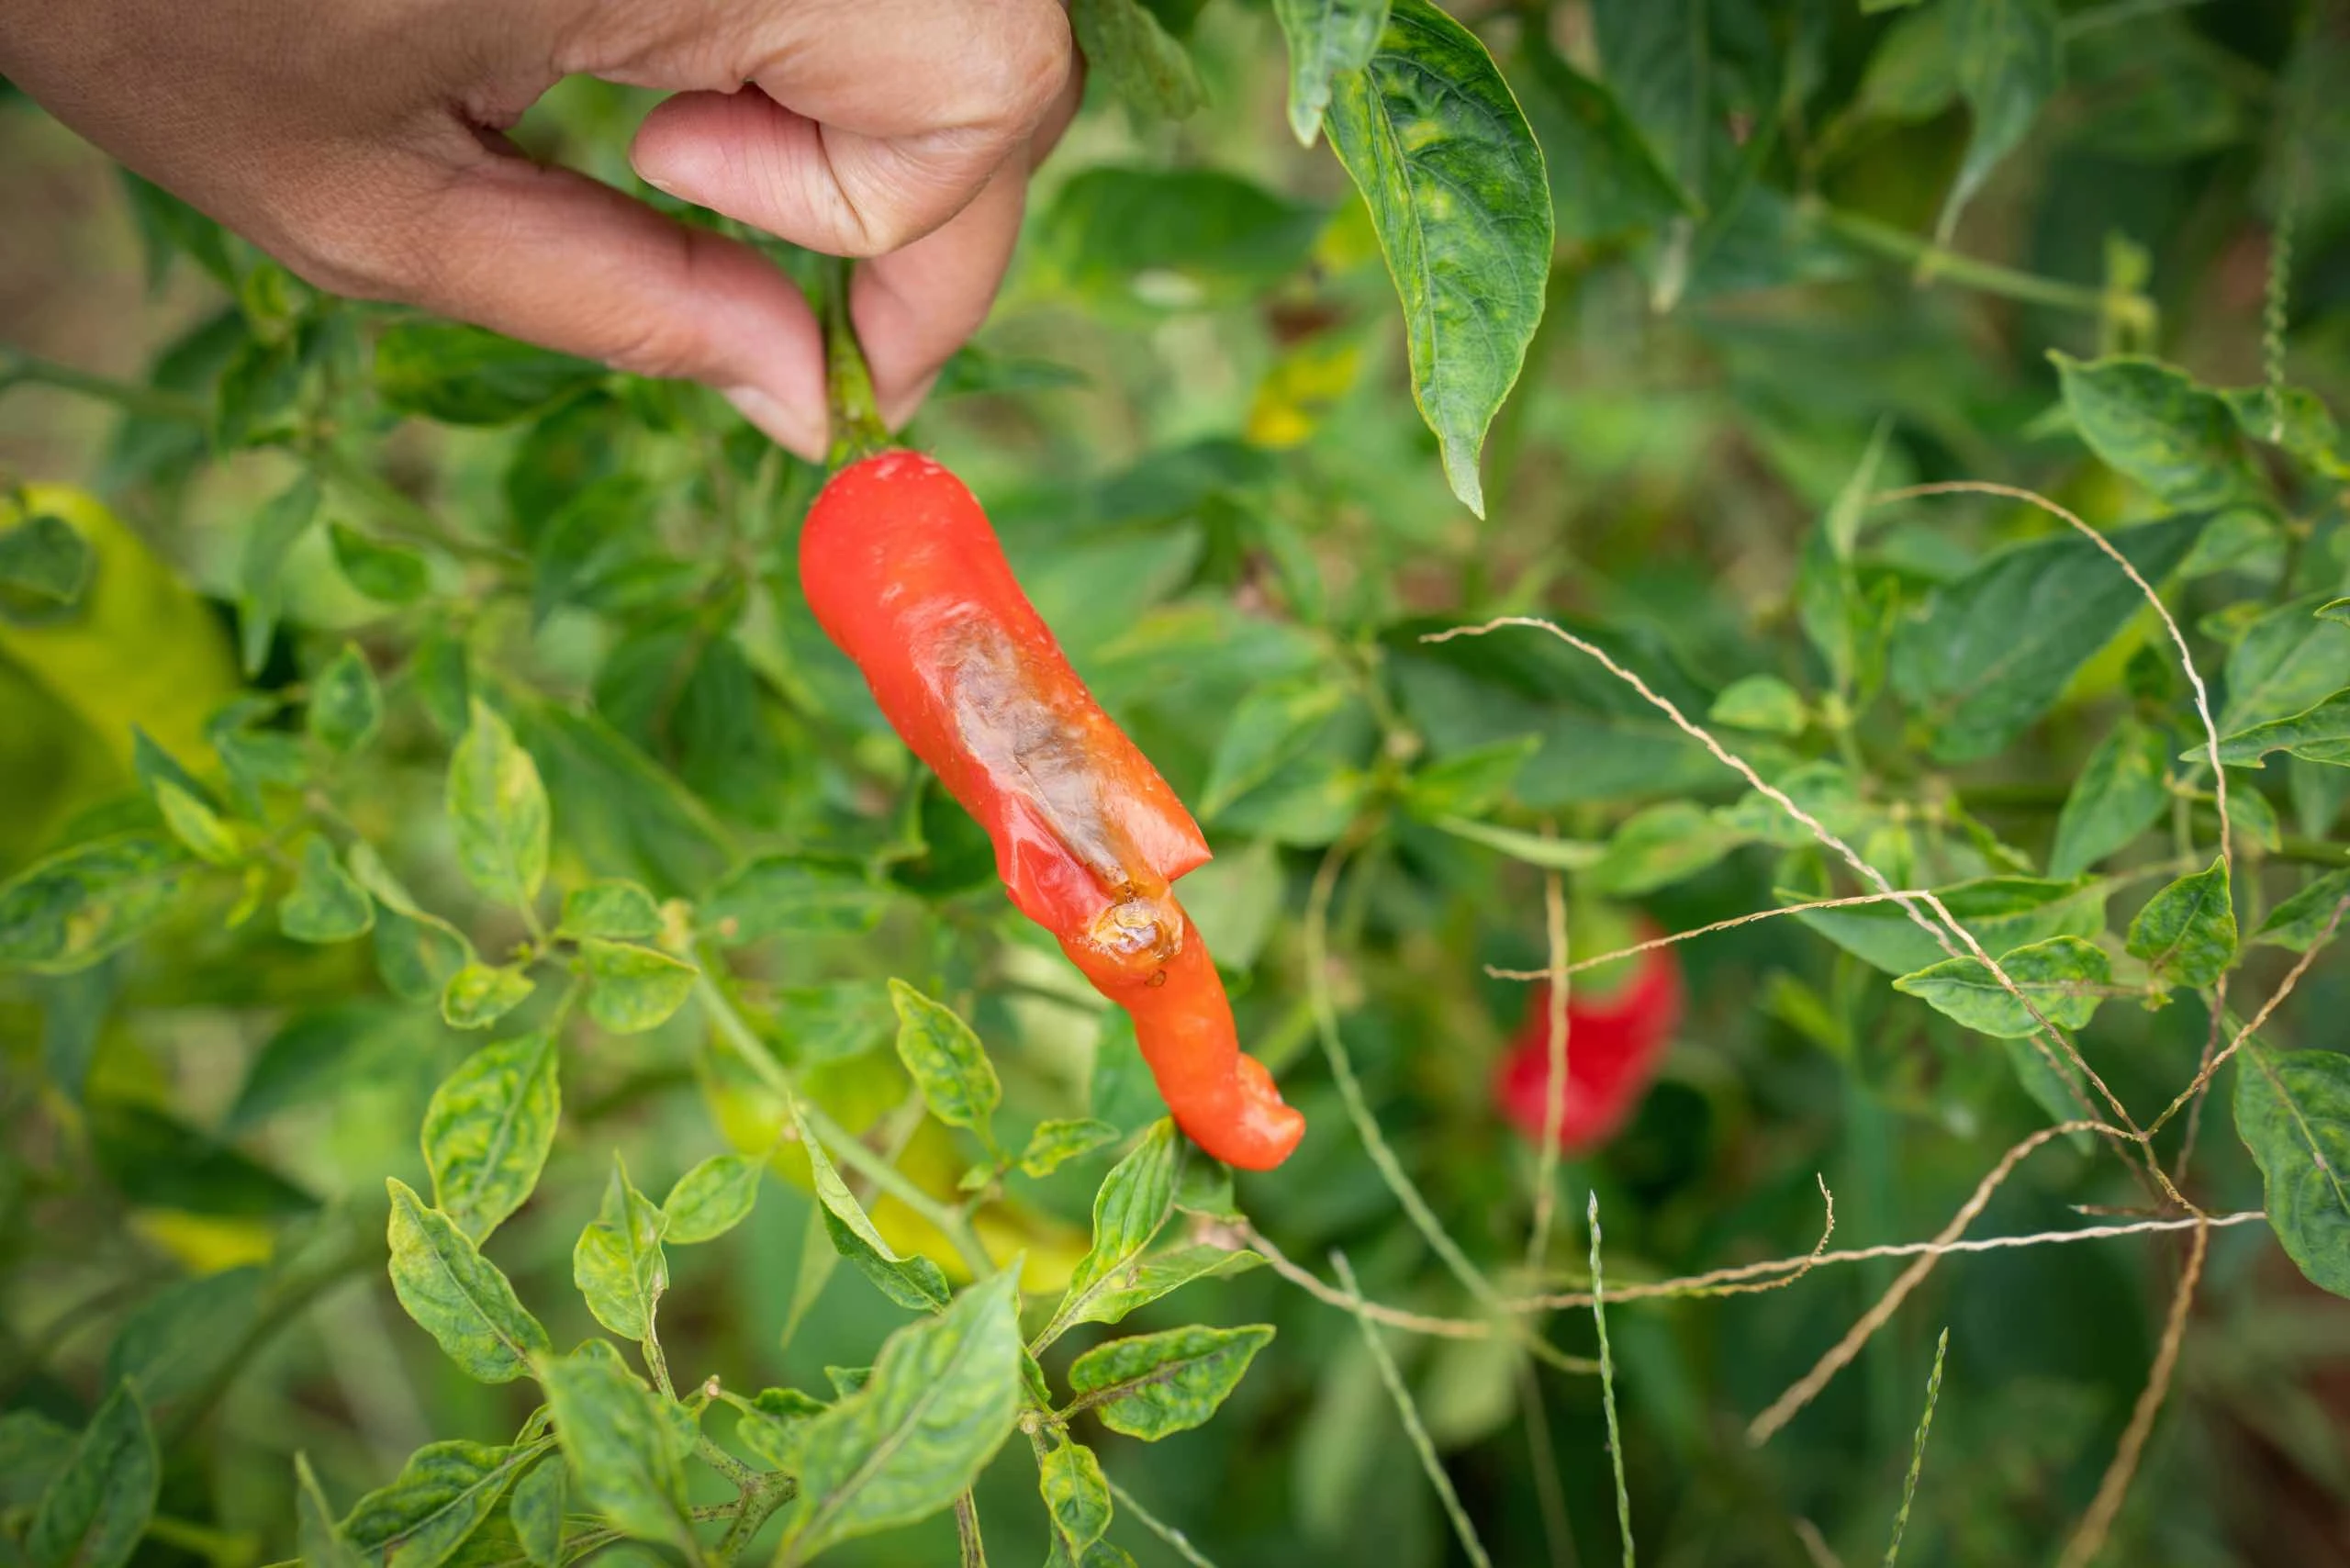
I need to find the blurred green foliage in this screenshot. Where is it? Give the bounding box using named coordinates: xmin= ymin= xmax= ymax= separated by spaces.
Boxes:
xmin=6 ymin=2 xmax=2350 ymax=1566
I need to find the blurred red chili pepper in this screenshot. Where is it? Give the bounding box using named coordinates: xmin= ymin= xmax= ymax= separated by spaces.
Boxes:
xmin=1495 ymin=924 xmax=1683 ymax=1151
xmin=800 ymin=449 xmax=1305 ymax=1170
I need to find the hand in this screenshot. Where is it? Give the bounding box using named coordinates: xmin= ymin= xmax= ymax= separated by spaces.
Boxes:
xmin=0 ymin=0 xmax=1080 ymax=458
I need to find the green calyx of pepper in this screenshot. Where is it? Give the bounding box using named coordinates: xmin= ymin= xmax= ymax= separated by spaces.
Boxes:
xmin=822 ymin=254 xmax=894 ymax=469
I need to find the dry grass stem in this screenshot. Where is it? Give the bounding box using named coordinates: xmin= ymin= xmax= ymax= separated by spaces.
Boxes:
xmin=2054 ymin=1220 xmax=2211 ymax=1568
xmin=1484 ymin=893 xmax=1938 ymax=981
xmin=1872 ymin=480 xmax=2232 ymax=883
xmin=2146 ymin=894 xmax=2348 ymax=1139
xmin=1426 ymin=617 xmax=2156 ymax=1194
xmin=1524 ymin=854 xmax=1573 ymax=1273
xmin=1748 ymin=1121 xmax=2127 ymax=1445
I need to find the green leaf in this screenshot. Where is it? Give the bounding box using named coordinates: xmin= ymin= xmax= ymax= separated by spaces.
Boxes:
xmin=770 ymin=1270 xmax=1024 ymax=1566
xmin=1325 ymin=0 xmax=1552 ymax=518
xmin=309 ymin=644 xmax=383 ymax=754
xmin=1037 ymin=1121 xmax=1221 ymax=1346
xmin=1584 ymin=801 xmax=1751 ymax=896
xmin=0 ymin=834 xmax=198 ymax=975
xmin=507 ymin=1456 xmax=565 ymax=1568
xmin=775 ymin=980 xmax=899 ymax=1065
xmin=2052 ymin=353 xmax=2266 ymax=511
xmin=826 ymin=1366 xmax=872 ymax=1399
xmin=1514 ymin=35 xmax=1691 ymax=247
xmin=2219 ymin=385 xmax=2350 ymax=479
xmin=2214 ymin=689 xmax=2350 ymax=768
xmin=701 ymin=856 xmax=891 ymax=944
xmin=1708 ymin=675 xmax=1808 ymax=735
xmin=1789 ymin=876 xmax=2108 ymax=978
xmin=890 ymin=980 xmax=1001 ymax=1135
xmin=1069 ymin=0 xmax=1203 ymax=120
xmin=329 ymin=522 xmax=431 ymax=605
xmin=1400 ymin=734 xmax=1539 ymax=820
xmin=2236 ymin=1045 xmax=2350 ymax=1300
xmin=411 ymin=628 xmax=472 ymax=739
xmin=375 ymin=323 xmax=602 ymax=426
xmin=2048 ymin=718 xmax=2172 ymax=879
xmin=661 ymin=1154 xmax=760 ymax=1245
xmin=1272 ymin=0 xmax=1389 ymax=144
xmin=576 ymin=939 xmax=696 ymax=1035
xmin=1939 ymin=0 xmax=2062 ymax=241
xmin=1200 ymin=671 xmax=1348 ymax=819
xmin=556 ymin=880 xmax=661 ymax=941
xmin=1019 ymin=1119 xmax=1122 ymax=1180
xmin=1427 ymin=816 xmax=1604 ymax=870
xmin=573 ymin=1154 xmax=670 ymax=1342
xmin=153 ymin=779 xmax=241 ymax=868
xmin=0 ymin=1411 xmax=74 ymax=1510
xmin=1040 ymin=168 xmax=1325 ymax=311
xmin=2125 ymin=857 xmax=2236 ymax=990
xmin=0 ymin=511 xmax=94 ymax=609
xmin=790 ymin=1100 xmax=952 ymax=1313
xmin=1893 ymin=935 xmax=2111 ymax=1038
xmin=297 ymin=1453 xmax=368 ymax=1568
xmin=1037 ymin=1439 xmax=1114 ymax=1560
xmin=448 ymin=700 xmax=550 ymax=911
xmin=2219 ymin=595 xmax=2350 ymax=734
xmin=85 ymin=1100 xmax=317 ymax=1217
xmin=440 ymin=962 xmax=536 ymax=1032
xmin=1887 ymin=513 xmax=2206 ymax=762
xmin=2254 ymin=868 xmax=2350 ymax=953
xmin=375 ymin=904 xmax=475 ymax=1005
xmin=1796 ymin=424 xmax=1894 ymax=698
xmin=534 ymin=1340 xmax=694 ymax=1551
xmin=238 ymin=474 xmax=321 ymax=676
xmin=280 ymin=834 xmax=375 ymax=944
xmin=735 ymin=1390 xmax=829 ymax=1471
xmin=385 ymin=1178 xmax=551 ymax=1383
xmin=341 ymin=1441 xmax=532 ymax=1568
xmin=104 ymin=1265 xmax=263 ymax=1418
xmin=423 ymin=1031 xmax=560 ymax=1243
xmin=1052 ymin=1243 xmax=1260 ymax=1341
xmin=1066 ymin=1324 xmax=1275 ymax=1440
xmin=25 ymin=1385 xmax=157 ymax=1568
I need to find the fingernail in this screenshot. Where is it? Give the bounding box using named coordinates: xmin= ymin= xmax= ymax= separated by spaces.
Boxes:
xmin=725 ymin=386 xmax=824 ymax=462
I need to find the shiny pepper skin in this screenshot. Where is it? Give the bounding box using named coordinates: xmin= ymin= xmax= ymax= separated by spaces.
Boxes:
xmin=1495 ymin=930 xmax=1683 ymax=1151
xmin=800 ymin=451 xmax=1306 ymax=1170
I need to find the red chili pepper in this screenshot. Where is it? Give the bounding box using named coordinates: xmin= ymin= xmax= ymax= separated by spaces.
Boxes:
xmin=800 ymin=450 xmax=1305 ymax=1170
xmin=1494 ymin=926 xmax=1682 ymax=1151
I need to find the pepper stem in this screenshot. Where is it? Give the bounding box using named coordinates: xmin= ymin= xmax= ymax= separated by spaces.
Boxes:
xmin=822 ymin=254 xmax=891 ymax=467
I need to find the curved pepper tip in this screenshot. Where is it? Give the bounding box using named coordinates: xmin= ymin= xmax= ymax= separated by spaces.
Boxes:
xmin=1183 ymin=1055 xmax=1306 ymax=1171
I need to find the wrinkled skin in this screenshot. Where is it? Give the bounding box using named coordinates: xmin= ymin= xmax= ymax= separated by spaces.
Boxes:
xmin=800 ymin=451 xmax=1306 ymax=1170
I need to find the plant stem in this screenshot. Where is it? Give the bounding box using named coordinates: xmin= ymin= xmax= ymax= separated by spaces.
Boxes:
xmin=692 ymin=970 xmax=997 ymax=1278
xmin=1814 ymin=202 xmax=2142 ymax=321
xmin=822 ymin=257 xmax=891 ymax=467
xmin=0 ymin=349 xmax=210 ymax=421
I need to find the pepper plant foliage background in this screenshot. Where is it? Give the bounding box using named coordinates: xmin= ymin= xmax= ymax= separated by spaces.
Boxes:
xmin=5 ymin=0 xmax=2350 ymax=1563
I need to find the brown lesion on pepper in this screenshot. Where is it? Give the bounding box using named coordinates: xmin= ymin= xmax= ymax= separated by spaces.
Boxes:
xmin=944 ymin=619 xmax=1183 ymax=978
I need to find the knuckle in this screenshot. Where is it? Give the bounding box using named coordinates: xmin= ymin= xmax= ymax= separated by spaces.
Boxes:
xmin=977 ymin=5 xmax=1074 ymax=135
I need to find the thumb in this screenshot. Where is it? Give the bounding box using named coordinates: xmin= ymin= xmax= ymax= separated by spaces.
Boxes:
xmin=352 ymin=152 xmax=829 ymax=458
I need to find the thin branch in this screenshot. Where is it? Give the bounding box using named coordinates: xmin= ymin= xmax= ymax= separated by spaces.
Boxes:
xmin=1589 ymin=1197 xmax=1636 ymax=1568
xmin=2055 ymin=1221 xmax=2210 ymax=1568
xmin=2144 ymin=894 xmax=2347 ymax=1138
xmin=1333 ymin=1249 xmax=1494 ymax=1568
xmin=1749 ymin=1121 xmax=2131 ymax=1446
xmin=1874 ymin=482 xmax=2230 ymax=888
xmin=1423 ymin=619 xmax=2158 ymax=1191
xmin=1485 ymin=893 xmax=1939 ymax=981
xmin=1525 ymin=855 xmax=1573 ymax=1272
